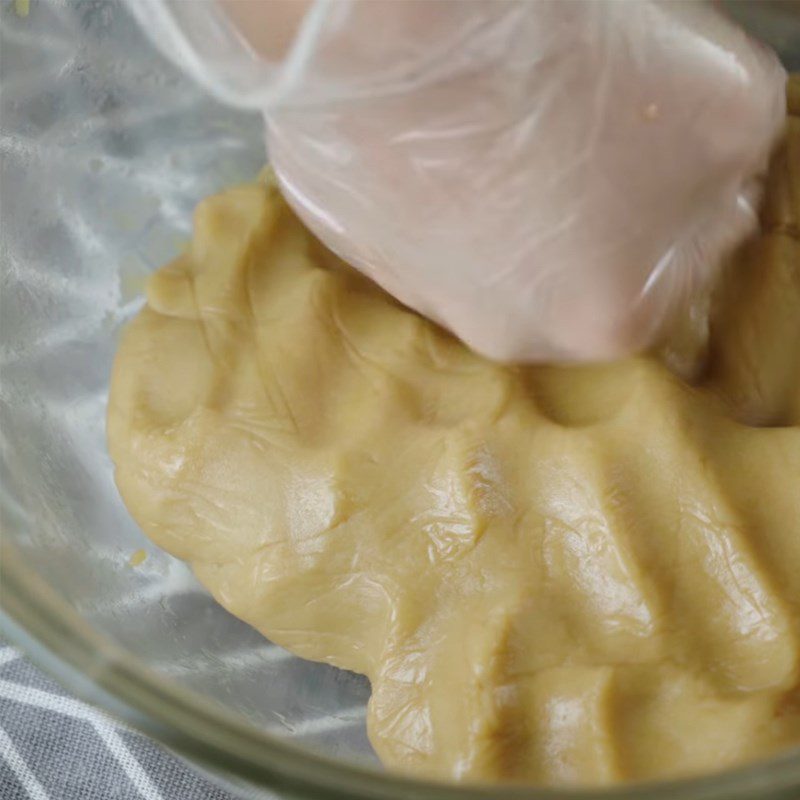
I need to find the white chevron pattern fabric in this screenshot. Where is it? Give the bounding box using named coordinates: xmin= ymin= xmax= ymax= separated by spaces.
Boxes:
xmin=0 ymin=645 xmax=238 ymax=800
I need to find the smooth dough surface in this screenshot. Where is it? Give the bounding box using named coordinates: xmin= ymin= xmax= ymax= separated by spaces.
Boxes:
xmin=108 ymin=87 xmax=800 ymax=787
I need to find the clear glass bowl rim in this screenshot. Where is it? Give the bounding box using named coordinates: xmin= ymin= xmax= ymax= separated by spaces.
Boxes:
xmin=3 ymin=542 xmax=800 ymax=800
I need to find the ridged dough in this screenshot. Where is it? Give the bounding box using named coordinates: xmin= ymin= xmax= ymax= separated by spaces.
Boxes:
xmin=108 ymin=83 xmax=800 ymax=787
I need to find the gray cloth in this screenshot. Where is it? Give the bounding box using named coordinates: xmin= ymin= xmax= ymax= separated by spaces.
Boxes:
xmin=0 ymin=644 xmax=236 ymax=800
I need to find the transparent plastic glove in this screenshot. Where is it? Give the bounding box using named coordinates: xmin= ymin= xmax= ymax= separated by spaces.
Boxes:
xmin=130 ymin=0 xmax=786 ymax=362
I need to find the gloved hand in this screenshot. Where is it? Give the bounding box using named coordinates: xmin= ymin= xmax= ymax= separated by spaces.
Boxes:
xmin=133 ymin=0 xmax=787 ymax=362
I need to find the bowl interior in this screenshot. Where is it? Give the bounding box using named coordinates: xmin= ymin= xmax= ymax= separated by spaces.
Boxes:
xmin=4 ymin=5 xmax=800 ymax=800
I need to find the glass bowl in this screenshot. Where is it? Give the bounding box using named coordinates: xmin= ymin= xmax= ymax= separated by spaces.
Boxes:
xmin=2 ymin=2 xmax=800 ymax=799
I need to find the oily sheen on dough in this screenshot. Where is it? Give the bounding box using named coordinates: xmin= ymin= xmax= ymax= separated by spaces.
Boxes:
xmin=108 ymin=89 xmax=800 ymax=787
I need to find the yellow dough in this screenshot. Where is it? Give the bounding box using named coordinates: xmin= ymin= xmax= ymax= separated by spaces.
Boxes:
xmin=108 ymin=87 xmax=800 ymax=787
